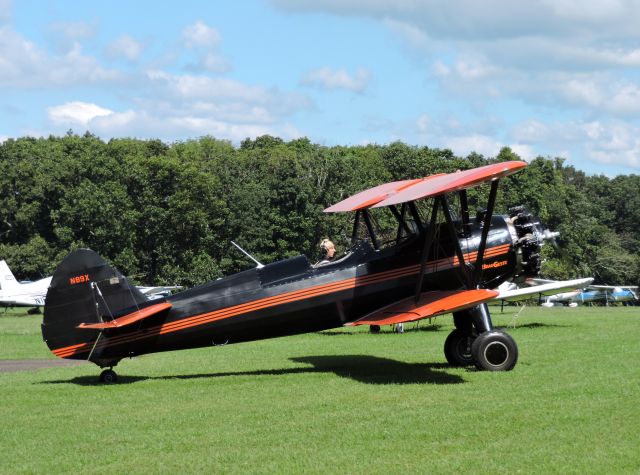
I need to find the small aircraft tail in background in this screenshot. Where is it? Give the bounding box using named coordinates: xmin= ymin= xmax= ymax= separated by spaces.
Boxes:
xmin=0 ymin=260 xmax=21 ymax=291
xmin=0 ymin=260 xmax=51 ymax=308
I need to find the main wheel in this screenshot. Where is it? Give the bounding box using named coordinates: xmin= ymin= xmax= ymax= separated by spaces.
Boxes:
xmin=99 ymin=369 xmax=118 ymax=384
xmin=471 ymin=331 xmax=518 ymax=371
xmin=444 ymin=329 xmax=475 ymax=366
xmin=369 ymin=325 xmax=381 ymax=334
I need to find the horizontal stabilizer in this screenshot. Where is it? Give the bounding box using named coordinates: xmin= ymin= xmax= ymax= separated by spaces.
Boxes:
xmin=346 ymin=289 xmax=498 ymax=326
xmin=77 ymin=302 xmax=172 ymax=330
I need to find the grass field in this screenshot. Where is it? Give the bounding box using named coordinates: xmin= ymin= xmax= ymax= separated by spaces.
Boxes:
xmin=1 ymin=306 xmax=639 ymax=474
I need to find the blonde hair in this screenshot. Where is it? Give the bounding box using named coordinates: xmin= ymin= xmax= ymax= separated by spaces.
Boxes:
xmin=320 ymin=239 xmax=334 ymax=255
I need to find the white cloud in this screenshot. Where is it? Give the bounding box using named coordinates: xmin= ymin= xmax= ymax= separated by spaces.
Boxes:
xmin=183 ymin=21 xmax=222 ymax=48
xmin=275 ymin=0 xmax=640 ymax=121
xmin=48 ymin=21 xmax=96 ymax=51
xmin=47 ymin=101 xmax=113 ymax=129
xmin=509 ymin=144 xmax=536 ymax=161
xmin=511 ymin=120 xmax=551 ymax=143
xmin=106 ymin=35 xmax=143 ymax=62
xmin=300 ymin=67 xmax=372 ymax=93
xmin=45 ymin=66 xmax=311 ymax=143
xmin=0 ymin=27 xmax=122 ymax=88
xmin=0 ymin=0 xmax=12 ymax=24
xmin=560 ymin=77 xmax=640 ymax=116
xmin=272 ymin=0 xmax=640 ymax=40
xmin=88 ymin=107 xmax=302 ymax=143
xmin=508 ymin=119 xmax=640 ymax=170
xmin=181 ymin=21 xmax=229 ymax=72
xmin=443 ymin=133 xmax=503 ymax=158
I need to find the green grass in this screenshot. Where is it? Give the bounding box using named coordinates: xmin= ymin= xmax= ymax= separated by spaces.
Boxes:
xmin=1 ymin=306 xmax=639 ymax=474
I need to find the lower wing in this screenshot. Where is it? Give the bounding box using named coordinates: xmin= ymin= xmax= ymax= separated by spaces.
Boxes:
xmin=346 ymin=289 xmax=498 ymax=327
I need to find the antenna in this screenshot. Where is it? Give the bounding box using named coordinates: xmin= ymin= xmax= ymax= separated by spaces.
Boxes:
xmin=230 ymin=241 xmax=264 ymax=269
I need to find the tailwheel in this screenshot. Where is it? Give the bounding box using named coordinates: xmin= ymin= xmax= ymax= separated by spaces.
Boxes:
xmin=471 ymin=331 xmax=518 ymax=371
xmin=444 ymin=329 xmax=475 ymax=366
xmin=99 ymin=368 xmax=118 ymax=384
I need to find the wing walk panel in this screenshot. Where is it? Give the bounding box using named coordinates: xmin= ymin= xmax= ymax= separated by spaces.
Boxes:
xmin=347 ymin=289 xmax=498 ymax=326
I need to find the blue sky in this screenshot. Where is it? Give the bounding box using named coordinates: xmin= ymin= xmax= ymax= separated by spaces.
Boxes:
xmin=1 ymin=0 xmax=640 ymax=176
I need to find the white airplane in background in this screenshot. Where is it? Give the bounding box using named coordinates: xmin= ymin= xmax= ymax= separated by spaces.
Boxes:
xmin=0 ymin=260 xmax=51 ymax=308
xmin=0 ymin=260 xmax=181 ymax=309
xmin=136 ymin=285 xmax=183 ymax=300
xmin=495 ymin=277 xmax=595 ymax=304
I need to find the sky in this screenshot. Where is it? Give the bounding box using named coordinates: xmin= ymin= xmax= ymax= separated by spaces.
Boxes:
xmin=1 ymin=0 xmax=640 ymax=176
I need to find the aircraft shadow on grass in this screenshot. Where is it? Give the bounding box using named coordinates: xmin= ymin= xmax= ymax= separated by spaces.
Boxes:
xmin=43 ymin=354 xmax=465 ymax=386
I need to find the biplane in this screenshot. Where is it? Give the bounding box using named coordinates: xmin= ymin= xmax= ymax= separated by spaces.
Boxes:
xmin=42 ymin=160 xmax=558 ymax=383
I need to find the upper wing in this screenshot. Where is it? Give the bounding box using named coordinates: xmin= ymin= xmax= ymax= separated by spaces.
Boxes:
xmin=323 ymin=177 xmax=433 ymax=212
xmin=346 ymin=289 xmax=498 ymax=326
xmin=325 ymin=161 xmax=526 ymax=213
xmin=495 ymin=277 xmax=594 ymax=302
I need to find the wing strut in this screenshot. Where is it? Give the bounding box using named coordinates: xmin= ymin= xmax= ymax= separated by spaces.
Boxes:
xmin=362 ymin=209 xmax=379 ymax=250
xmin=350 ymin=209 xmax=361 ymax=245
xmin=414 ymin=198 xmax=440 ymax=304
xmin=472 ymin=179 xmax=500 ymax=287
xmin=441 ymin=194 xmax=472 ymax=288
xmin=408 ymin=202 xmax=424 ymax=233
xmin=389 ymin=204 xmax=412 ymax=239
xmin=459 ymin=190 xmax=471 ymax=237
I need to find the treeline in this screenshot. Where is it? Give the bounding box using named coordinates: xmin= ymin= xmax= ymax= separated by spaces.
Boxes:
xmin=0 ymin=132 xmax=638 ymax=287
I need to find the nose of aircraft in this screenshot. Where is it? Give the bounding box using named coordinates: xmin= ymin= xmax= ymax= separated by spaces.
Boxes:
xmin=508 ymin=205 xmax=558 ymax=278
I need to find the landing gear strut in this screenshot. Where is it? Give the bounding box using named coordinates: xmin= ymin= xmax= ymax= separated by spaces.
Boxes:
xmin=99 ymin=368 xmax=118 ymax=384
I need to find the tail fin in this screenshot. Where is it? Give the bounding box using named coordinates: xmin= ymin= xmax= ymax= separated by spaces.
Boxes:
xmin=0 ymin=260 xmax=20 ymax=291
xmin=42 ymin=249 xmax=148 ymax=360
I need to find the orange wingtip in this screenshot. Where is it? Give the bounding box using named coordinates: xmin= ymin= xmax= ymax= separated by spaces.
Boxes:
xmin=347 ymin=289 xmax=498 ymax=326
xmin=77 ymin=302 xmax=172 ymax=330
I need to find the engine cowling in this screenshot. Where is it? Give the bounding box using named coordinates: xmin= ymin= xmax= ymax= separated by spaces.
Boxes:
xmin=507 ymin=205 xmax=558 ymax=281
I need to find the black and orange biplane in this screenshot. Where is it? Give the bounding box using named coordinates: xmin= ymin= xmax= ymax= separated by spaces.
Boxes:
xmin=42 ymin=161 xmax=555 ymax=383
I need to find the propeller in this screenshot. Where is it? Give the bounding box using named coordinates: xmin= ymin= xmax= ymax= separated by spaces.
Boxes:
xmin=508 ymin=206 xmax=560 ymax=277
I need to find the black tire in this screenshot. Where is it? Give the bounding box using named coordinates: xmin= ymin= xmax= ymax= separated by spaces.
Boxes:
xmin=471 ymin=331 xmax=518 ymax=371
xmin=369 ymin=325 xmax=381 ymax=334
xmin=99 ymin=369 xmax=118 ymax=384
xmin=444 ymin=329 xmax=475 ymax=366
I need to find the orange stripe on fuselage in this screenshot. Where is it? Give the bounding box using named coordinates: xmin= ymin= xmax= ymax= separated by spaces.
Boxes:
xmin=51 ymin=244 xmax=511 ymax=358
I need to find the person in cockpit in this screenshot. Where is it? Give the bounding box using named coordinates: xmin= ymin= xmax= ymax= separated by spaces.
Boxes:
xmin=315 ymin=239 xmax=336 ymax=266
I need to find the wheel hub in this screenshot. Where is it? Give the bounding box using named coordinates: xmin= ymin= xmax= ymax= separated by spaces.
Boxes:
xmin=484 ymin=341 xmax=509 ymax=367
